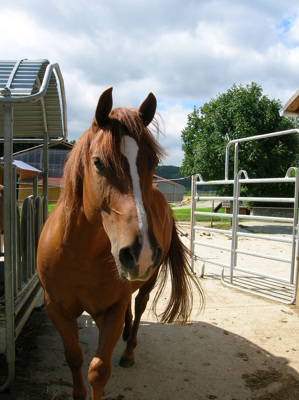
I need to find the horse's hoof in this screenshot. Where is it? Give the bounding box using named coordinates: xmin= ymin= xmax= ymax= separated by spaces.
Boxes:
xmin=119 ymin=356 xmax=134 ymax=368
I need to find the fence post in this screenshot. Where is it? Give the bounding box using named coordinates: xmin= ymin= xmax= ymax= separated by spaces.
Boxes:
xmin=296 ymin=278 xmax=299 ymax=308
xmin=190 ymin=175 xmax=196 ymax=273
xmin=210 ymin=200 xmax=214 ymax=227
xmin=2 ymin=103 xmax=15 ymax=390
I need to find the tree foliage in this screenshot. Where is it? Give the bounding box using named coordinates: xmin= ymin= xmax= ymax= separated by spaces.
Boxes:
xmin=181 ymin=82 xmax=299 ymax=199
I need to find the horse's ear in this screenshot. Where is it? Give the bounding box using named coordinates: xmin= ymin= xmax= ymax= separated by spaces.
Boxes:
xmin=138 ymin=92 xmax=157 ymax=127
xmin=95 ymin=87 xmax=113 ymax=126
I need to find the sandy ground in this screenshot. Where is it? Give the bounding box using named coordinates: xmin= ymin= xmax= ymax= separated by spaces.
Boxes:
xmin=1 ymin=220 xmax=299 ymax=399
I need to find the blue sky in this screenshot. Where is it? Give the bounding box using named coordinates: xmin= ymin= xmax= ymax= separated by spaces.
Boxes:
xmin=1 ymin=0 xmax=299 ymax=166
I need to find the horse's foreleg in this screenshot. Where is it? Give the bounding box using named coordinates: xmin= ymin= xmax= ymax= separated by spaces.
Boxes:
xmin=45 ymin=298 xmax=86 ymax=400
xmin=122 ymin=300 xmax=133 ymax=341
xmin=120 ymin=271 xmax=158 ymax=368
xmin=88 ymin=303 xmax=127 ymax=400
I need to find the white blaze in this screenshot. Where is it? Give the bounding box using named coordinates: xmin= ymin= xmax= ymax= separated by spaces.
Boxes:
xmin=121 ymin=135 xmax=152 ymax=274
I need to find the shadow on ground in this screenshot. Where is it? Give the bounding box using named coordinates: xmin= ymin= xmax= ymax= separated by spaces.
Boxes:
xmin=1 ymin=307 xmax=299 ymax=400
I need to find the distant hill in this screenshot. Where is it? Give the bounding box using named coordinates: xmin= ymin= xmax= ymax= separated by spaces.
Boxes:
xmin=155 ymin=165 xmax=191 ymax=190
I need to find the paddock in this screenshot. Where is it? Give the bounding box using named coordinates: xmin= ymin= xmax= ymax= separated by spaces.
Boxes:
xmin=1 ymin=137 xmax=299 ymax=399
xmin=0 ymin=225 xmax=298 ymax=399
xmin=1 ymin=66 xmax=299 ymax=399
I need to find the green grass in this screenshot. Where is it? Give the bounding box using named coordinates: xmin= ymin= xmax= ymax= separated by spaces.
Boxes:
xmin=173 ymin=207 xmax=231 ymax=230
xmin=172 ymin=207 xmax=225 ymax=221
xmin=48 ymin=203 xmax=56 ymax=213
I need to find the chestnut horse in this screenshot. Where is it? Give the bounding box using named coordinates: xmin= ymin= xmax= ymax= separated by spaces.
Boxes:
xmin=37 ymin=88 xmax=204 ymax=400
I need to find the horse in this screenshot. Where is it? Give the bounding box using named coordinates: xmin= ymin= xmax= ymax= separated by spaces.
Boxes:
xmin=37 ymin=87 xmax=204 ymax=400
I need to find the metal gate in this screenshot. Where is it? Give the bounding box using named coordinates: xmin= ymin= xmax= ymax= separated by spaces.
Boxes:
xmin=0 ymin=59 xmax=67 ymax=391
xmin=190 ymin=129 xmax=299 ymax=304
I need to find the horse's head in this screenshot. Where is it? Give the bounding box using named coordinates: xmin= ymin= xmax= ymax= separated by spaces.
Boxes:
xmin=82 ymin=87 xmax=165 ymax=281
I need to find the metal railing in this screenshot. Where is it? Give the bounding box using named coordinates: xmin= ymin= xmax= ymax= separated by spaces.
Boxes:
xmin=190 ymin=129 xmax=299 ymax=304
xmin=0 ymin=59 xmax=66 ymax=391
xmin=0 ymin=172 xmax=45 ymax=391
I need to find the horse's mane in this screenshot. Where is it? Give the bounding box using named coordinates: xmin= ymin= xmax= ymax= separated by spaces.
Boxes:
xmin=58 ymin=107 xmax=165 ymax=235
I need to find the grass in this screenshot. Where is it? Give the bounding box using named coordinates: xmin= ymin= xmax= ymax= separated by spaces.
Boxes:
xmin=172 ymin=206 xmax=232 ymax=230
xmin=172 ymin=207 xmax=225 ymax=221
xmin=48 ymin=203 xmax=56 ymax=213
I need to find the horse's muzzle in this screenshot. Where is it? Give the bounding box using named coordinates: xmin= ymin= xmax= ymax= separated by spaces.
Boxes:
xmin=118 ymin=242 xmax=162 ymax=281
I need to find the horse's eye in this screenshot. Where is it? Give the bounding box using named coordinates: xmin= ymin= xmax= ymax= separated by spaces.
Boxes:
xmin=93 ymin=158 xmax=105 ymax=172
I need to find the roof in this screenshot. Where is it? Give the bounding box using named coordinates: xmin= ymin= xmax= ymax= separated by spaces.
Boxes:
xmin=0 ymin=59 xmax=67 ymax=142
xmin=12 ymin=159 xmax=41 ymax=172
xmin=282 ymin=89 xmax=299 ymax=117
xmin=153 ymin=174 xmax=184 ymax=188
xmin=12 ymin=140 xmax=74 ymax=158
xmin=0 ymin=157 xmax=41 ymax=172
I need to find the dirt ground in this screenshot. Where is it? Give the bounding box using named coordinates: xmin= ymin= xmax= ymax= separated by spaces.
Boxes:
xmin=1 ymin=222 xmax=299 ymax=400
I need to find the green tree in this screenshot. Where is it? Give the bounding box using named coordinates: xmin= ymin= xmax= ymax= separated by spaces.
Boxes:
xmin=181 ymin=82 xmax=299 ymax=199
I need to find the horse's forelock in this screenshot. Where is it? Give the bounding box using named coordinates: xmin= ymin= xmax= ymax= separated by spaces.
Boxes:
xmin=110 ymin=107 xmax=166 ymax=162
xmin=92 ymin=107 xmax=165 ymax=162
xmin=95 ymin=107 xmax=164 ymax=177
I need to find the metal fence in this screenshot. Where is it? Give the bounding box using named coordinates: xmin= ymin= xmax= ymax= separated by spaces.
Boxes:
xmin=0 ymin=172 xmax=46 ymax=390
xmin=190 ymin=129 xmax=299 ymax=304
xmin=0 ymin=59 xmax=67 ymax=391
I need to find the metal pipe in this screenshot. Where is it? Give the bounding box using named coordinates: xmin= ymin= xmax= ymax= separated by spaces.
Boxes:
xmin=1 ymin=103 xmax=15 ymax=391
xmin=193 ymin=241 xmax=231 ymax=252
xmin=43 ymin=132 xmax=48 ymax=223
xmin=289 ymin=168 xmax=299 ymax=283
xmin=0 ymin=63 xmax=59 ymax=104
xmin=238 ymin=196 xmax=294 ymax=203
xmin=237 ymin=231 xmax=292 ymax=244
xmin=225 ymin=128 xmax=299 ymax=180
xmin=236 ymin=214 xmax=293 ymax=223
xmin=12 ymin=167 xmax=17 ymax=297
xmin=0 ymin=62 xmax=68 ymax=143
xmin=194 ymin=211 xmax=232 ymax=219
xmin=196 ymin=179 xmax=234 ymax=186
xmin=235 ymin=248 xmax=290 ymax=263
xmin=239 ymin=177 xmax=296 ymax=184
xmin=230 ymin=143 xmax=239 ymax=283
xmin=220 ymin=268 xmax=296 ymax=305
xmin=190 ymin=175 xmax=197 ymax=272
xmin=230 ymin=266 xmax=291 ymax=283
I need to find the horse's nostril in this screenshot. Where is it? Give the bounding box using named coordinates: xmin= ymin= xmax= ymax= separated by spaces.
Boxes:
xmin=119 ymin=242 xmax=162 ymax=272
xmin=119 ymin=246 xmax=137 ymax=270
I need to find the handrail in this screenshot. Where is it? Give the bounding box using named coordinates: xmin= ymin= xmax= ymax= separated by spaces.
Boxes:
xmin=225 ymin=129 xmax=299 ymax=180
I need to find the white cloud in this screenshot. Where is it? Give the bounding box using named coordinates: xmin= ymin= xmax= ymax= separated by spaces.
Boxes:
xmin=1 ymin=0 xmax=299 ymax=166
xmin=158 ymin=104 xmax=191 ymax=166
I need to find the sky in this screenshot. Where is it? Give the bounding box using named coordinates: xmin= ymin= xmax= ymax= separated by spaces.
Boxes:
xmin=1 ymin=0 xmax=299 ymax=166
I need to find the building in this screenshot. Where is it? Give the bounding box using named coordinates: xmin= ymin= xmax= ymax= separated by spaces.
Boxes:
xmin=153 ymin=174 xmax=185 ymax=203
xmin=12 ymin=141 xmax=73 ymax=202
